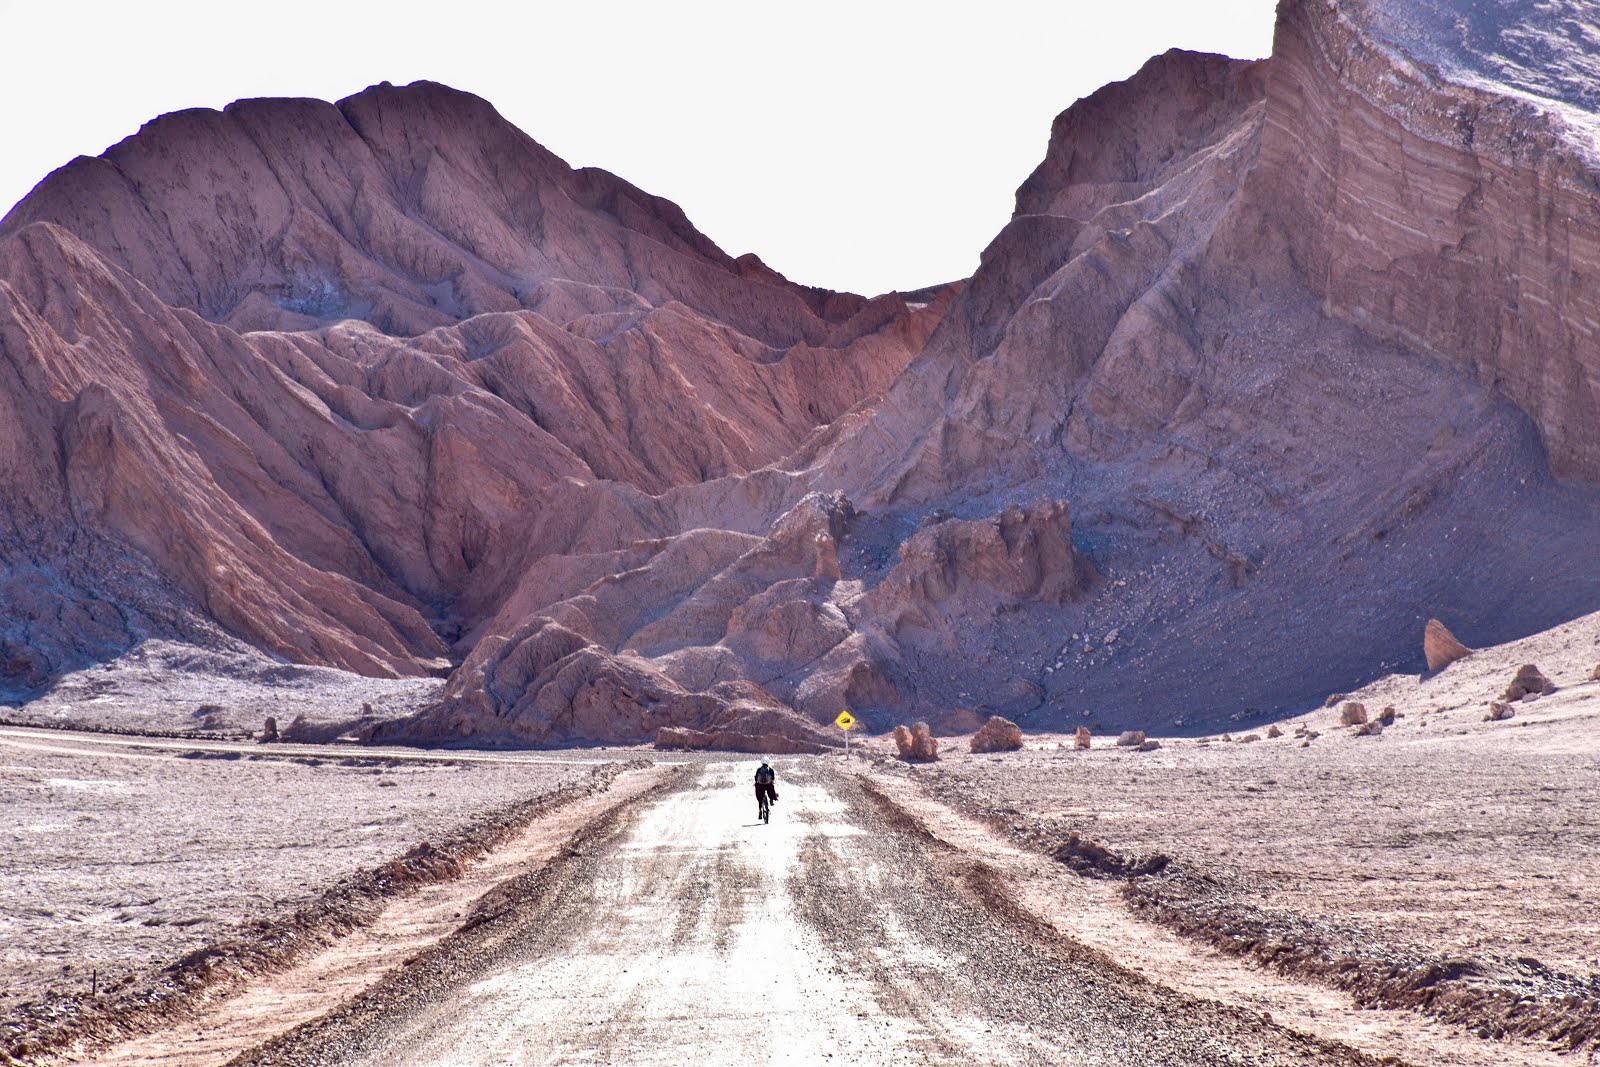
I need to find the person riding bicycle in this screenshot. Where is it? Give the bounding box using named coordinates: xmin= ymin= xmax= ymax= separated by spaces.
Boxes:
xmin=754 ymin=757 xmax=778 ymax=820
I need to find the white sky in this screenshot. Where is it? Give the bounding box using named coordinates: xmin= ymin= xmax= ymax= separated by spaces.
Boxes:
xmin=0 ymin=0 xmax=1276 ymax=296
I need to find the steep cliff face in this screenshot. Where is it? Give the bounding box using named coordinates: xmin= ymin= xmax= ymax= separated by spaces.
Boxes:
xmin=1244 ymin=0 xmax=1600 ymax=481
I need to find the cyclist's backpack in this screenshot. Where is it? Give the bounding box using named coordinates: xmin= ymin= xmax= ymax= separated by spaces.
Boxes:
xmin=756 ymin=765 xmax=774 ymax=785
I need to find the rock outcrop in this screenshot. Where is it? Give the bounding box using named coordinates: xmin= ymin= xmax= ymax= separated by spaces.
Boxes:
xmin=892 ymin=722 xmax=939 ymax=761
xmin=1503 ymin=665 xmax=1556 ymax=702
xmin=1340 ymin=702 xmax=1369 ymax=727
xmin=1424 ymin=620 xmax=1475 ymax=672
xmin=969 ymin=715 xmax=1024 ymax=753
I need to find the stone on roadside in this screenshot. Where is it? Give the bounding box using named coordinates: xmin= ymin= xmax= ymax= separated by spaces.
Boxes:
xmin=1116 ymin=730 xmax=1146 ymax=747
xmin=1339 ymin=701 xmax=1368 ymax=726
xmin=1378 ymin=706 xmax=1396 ymax=725
xmin=1241 ymin=733 xmax=1262 ymax=743
xmin=1423 ymin=619 xmax=1474 ymax=671
xmin=1502 ymin=664 xmax=1555 ymax=702
xmin=970 ymin=715 xmax=1023 ymax=753
xmin=1323 ymin=692 xmax=1348 ymax=708
xmin=1484 ymin=701 xmax=1516 ymax=722
xmin=259 ymin=716 xmax=279 ymax=743
xmin=893 ymin=721 xmax=939 ymax=760
xmin=1074 ymin=726 xmax=1092 ymax=749
xmin=1138 ymin=739 xmax=1161 ymax=751
xmin=1355 ymin=721 xmax=1384 ymax=736
xmin=1266 ymin=724 xmax=1283 ymax=738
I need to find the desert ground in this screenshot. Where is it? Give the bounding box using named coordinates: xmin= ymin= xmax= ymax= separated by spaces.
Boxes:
xmin=2 ymin=616 xmax=1596 ymax=1066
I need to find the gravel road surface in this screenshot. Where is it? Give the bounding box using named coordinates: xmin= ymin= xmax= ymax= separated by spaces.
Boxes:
xmin=245 ymin=760 xmax=1377 ymax=1067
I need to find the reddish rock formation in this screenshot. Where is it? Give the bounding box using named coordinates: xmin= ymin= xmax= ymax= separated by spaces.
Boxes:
xmin=892 ymin=722 xmax=939 ymax=761
xmin=1503 ymin=665 xmax=1556 ymax=702
xmin=1424 ymin=620 xmax=1475 ymax=672
xmin=1340 ymin=703 xmax=1369 ymax=726
xmin=969 ymin=715 xmax=1024 ymax=753
xmin=6 ymin=1 xmax=1600 ymax=752
xmin=1074 ymin=727 xmax=1093 ymax=749
xmin=1248 ymin=1 xmax=1600 ymax=481
xmin=1116 ymin=730 xmax=1146 ymax=748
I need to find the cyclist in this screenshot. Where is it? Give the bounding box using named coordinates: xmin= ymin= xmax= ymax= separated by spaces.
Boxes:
xmin=754 ymin=757 xmax=778 ymax=822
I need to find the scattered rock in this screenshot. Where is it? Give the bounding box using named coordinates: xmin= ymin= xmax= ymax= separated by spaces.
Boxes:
xmin=969 ymin=715 xmax=1023 ymax=754
xmin=1354 ymin=721 xmax=1384 ymax=736
xmin=1423 ymin=619 xmax=1474 ymax=671
xmin=1116 ymin=730 xmax=1146 ymax=747
xmin=1240 ymin=733 xmax=1262 ymax=743
xmin=1484 ymin=701 xmax=1516 ymax=722
xmin=1502 ymin=664 xmax=1556 ymax=702
xmin=1323 ymin=693 xmax=1348 ymax=708
xmin=1074 ymin=726 xmax=1092 ymax=749
xmin=1138 ymin=739 xmax=1161 ymax=751
xmin=1377 ymin=706 xmax=1397 ymax=725
xmin=1339 ymin=702 xmax=1368 ymax=726
xmin=259 ymin=716 xmax=279 ymax=743
xmin=1266 ymin=725 xmax=1283 ymax=738
xmin=892 ymin=722 xmax=939 ymax=761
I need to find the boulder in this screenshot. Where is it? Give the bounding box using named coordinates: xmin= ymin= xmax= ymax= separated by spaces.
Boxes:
xmin=1074 ymin=726 xmax=1093 ymax=749
xmin=969 ymin=715 xmax=1024 ymax=753
xmin=892 ymin=721 xmax=939 ymax=761
xmin=1116 ymin=730 xmax=1146 ymax=747
xmin=1377 ymin=706 xmax=1397 ymax=725
xmin=1424 ymin=619 xmax=1474 ymax=671
xmin=259 ymin=716 xmax=279 ymax=743
xmin=1502 ymin=665 xmax=1556 ymax=702
xmin=1138 ymin=739 xmax=1162 ymax=751
xmin=1484 ymin=701 xmax=1516 ymax=722
xmin=1266 ymin=724 xmax=1283 ymax=738
xmin=1339 ymin=701 xmax=1368 ymax=726
xmin=1354 ymin=721 xmax=1384 ymax=736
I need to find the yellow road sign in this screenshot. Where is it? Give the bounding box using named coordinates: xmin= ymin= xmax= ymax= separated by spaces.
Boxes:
xmin=834 ymin=710 xmax=856 ymax=730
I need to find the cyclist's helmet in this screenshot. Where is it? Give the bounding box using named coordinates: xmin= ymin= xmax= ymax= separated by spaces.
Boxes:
xmin=760 ymin=756 xmax=770 ymax=765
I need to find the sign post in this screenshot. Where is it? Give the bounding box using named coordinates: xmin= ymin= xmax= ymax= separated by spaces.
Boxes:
xmin=833 ymin=709 xmax=856 ymax=754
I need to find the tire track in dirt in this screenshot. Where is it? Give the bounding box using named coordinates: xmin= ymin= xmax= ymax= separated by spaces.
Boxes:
xmin=30 ymin=761 xmax=669 ymax=1067
xmin=231 ymin=760 xmax=1388 ymax=1066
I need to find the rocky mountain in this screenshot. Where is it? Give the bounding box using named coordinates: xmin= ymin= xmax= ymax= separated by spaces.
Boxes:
xmin=4 ymin=0 xmax=1599 ymax=746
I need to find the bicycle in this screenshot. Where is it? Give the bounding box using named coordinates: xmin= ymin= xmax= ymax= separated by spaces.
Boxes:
xmin=758 ymin=792 xmax=770 ymax=824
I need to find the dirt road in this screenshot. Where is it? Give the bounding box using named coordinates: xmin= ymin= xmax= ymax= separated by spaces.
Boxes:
xmin=240 ymin=761 xmax=1373 ymax=1067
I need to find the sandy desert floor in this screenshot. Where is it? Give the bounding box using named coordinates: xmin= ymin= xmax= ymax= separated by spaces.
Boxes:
xmin=3 ymin=619 xmax=1597 ymax=1066
xmin=0 ymin=729 xmax=628 ymax=1037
